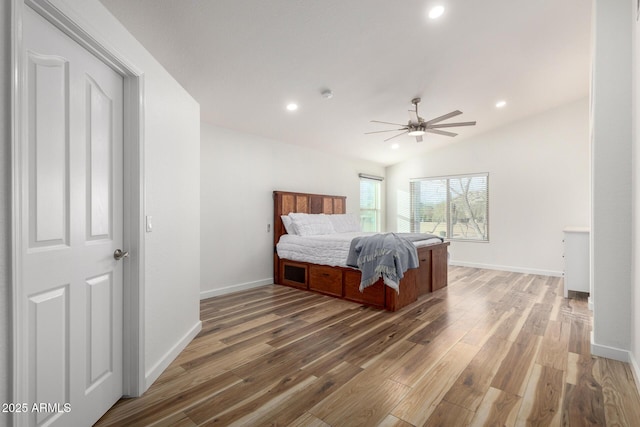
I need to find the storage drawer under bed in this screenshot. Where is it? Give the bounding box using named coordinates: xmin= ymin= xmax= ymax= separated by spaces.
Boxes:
xmin=344 ymin=270 xmax=385 ymax=308
xmin=309 ymin=265 xmax=342 ymax=297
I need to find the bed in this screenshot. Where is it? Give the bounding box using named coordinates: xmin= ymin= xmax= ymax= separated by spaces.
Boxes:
xmin=273 ymin=191 xmax=450 ymax=311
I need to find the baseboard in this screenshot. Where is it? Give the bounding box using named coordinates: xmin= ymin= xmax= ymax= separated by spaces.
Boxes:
xmin=144 ymin=320 xmax=202 ymax=390
xmin=448 ymin=260 xmax=563 ymax=277
xmin=590 ymin=331 xmax=630 ymax=362
xmin=630 ymin=351 xmax=640 ymax=396
xmin=200 ymin=278 xmax=273 ymax=300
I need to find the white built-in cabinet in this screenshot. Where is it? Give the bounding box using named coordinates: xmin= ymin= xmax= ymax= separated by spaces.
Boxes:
xmin=563 ymin=227 xmax=590 ymax=298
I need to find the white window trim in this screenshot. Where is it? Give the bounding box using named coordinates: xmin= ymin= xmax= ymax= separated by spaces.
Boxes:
xmin=359 ymin=175 xmax=383 ymax=232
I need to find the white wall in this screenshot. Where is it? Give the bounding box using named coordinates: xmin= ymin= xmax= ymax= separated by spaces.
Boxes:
xmin=632 ymin=0 xmax=640 ymax=387
xmin=591 ymin=0 xmax=633 ymax=361
xmin=386 ymin=99 xmax=590 ymax=276
xmin=3 ymin=0 xmax=202 ymax=398
xmin=1 ymin=2 xmax=11 ymax=425
xmin=141 ymin=68 xmax=201 ymax=386
xmin=200 ymin=122 xmax=385 ymax=298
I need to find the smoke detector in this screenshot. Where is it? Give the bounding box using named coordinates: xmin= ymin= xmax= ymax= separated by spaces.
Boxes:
xmin=321 ymin=89 xmax=333 ymax=99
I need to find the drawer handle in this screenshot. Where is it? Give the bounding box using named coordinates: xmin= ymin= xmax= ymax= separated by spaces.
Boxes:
xmin=321 ymin=272 xmax=330 ymax=277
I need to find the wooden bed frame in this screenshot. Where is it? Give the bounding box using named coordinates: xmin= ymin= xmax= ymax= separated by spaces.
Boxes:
xmin=273 ymin=191 xmax=450 ymax=311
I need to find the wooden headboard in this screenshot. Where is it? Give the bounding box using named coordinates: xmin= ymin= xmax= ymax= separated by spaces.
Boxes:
xmin=273 ymin=191 xmax=347 ymax=280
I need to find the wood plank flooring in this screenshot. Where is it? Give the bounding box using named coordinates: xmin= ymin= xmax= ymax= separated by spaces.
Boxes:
xmin=95 ymin=267 xmax=640 ymax=426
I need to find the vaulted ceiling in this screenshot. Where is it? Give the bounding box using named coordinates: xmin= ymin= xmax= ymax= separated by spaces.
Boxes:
xmin=100 ymin=0 xmax=591 ymax=166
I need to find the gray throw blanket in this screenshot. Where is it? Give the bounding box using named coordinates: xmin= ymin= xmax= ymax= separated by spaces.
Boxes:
xmin=346 ymin=233 xmax=442 ymax=293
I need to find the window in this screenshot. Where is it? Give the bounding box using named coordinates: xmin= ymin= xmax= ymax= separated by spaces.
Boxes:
xmin=359 ymin=176 xmax=382 ymax=232
xmin=410 ymin=173 xmax=488 ymax=241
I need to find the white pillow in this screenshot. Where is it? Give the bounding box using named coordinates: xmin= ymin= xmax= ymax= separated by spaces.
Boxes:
xmin=288 ymin=213 xmax=335 ymax=236
xmin=329 ymin=214 xmax=361 ymax=233
xmin=281 ymin=215 xmax=297 ymax=235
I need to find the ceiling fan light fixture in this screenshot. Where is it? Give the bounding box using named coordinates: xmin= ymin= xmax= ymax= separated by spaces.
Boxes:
xmin=366 ymin=98 xmax=475 ymax=142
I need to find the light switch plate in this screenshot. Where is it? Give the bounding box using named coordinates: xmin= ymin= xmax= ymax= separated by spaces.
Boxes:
xmin=146 ymin=215 xmax=153 ymax=232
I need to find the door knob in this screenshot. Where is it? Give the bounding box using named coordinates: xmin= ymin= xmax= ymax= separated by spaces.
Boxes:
xmin=114 ymin=249 xmax=129 ymax=261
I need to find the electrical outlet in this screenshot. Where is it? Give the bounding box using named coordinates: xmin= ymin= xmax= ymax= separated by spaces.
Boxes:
xmin=267 ymin=224 xmax=271 ymax=232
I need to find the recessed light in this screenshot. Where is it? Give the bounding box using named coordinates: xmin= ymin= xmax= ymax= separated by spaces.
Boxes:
xmin=428 ymin=5 xmax=445 ymax=19
xmin=495 ymin=100 xmax=507 ymax=108
xmin=391 ymin=143 xmax=400 ymax=150
xmin=286 ymin=103 xmax=299 ymax=111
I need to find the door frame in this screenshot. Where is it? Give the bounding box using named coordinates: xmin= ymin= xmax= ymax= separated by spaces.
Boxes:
xmin=10 ymin=0 xmax=146 ymax=415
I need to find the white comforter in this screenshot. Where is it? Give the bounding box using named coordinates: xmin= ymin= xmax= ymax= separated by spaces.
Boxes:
xmin=276 ymin=232 xmax=442 ymax=267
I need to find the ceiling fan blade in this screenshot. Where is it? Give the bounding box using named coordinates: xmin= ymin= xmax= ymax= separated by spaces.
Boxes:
xmin=365 ymin=128 xmax=408 ymax=134
xmin=408 ymin=109 xmax=419 ymax=124
xmin=425 ymin=110 xmax=463 ymax=125
xmin=428 ymin=121 xmax=477 ymax=129
xmin=371 ymin=120 xmax=407 ymax=126
xmin=415 ymin=135 xmax=423 ymax=143
xmin=426 ymin=129 xmax=458 ymax=137
xmin=384 ymin=130 xmax=409 ymax=142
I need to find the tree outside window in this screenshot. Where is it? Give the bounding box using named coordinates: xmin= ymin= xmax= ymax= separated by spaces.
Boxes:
xmin=410 ymin=173 xmax=488 ymax=241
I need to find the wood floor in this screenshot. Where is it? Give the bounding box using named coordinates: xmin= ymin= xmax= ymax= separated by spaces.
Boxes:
xmin=96 ymin=266 xmax=640 ymax=426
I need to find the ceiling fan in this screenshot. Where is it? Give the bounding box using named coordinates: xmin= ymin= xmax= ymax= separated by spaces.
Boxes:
xmin=366 ymin=98 xmax=476 ymax=142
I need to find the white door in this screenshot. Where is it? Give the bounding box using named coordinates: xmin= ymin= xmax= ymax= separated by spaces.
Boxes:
xmin=19 ymin=5 xmax=124 ymax=426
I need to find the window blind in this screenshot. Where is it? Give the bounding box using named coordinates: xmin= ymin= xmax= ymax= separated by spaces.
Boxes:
xmin=360 ymin=178 xmax=381 ymax=232
xmin=410 ymin=173 xmax=489 ymax=241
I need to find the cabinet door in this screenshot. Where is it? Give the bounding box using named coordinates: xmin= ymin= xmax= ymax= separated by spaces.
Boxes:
xmin=564 ymin=231 xmax=589 ymax=295
xmin=431 ymin=246 xmax=448 ymax=291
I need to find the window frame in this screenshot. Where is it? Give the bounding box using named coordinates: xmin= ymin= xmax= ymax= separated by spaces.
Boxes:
xmin=410 ymin=173 xmax=489 ymax=242
xmin=359 ymin=176 xmax=382 ymax=232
